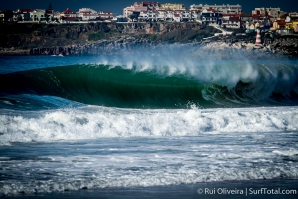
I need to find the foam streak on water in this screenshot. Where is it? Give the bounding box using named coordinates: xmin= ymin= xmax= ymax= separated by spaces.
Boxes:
xmin=0 ymin=131 xmax=298 ymax=195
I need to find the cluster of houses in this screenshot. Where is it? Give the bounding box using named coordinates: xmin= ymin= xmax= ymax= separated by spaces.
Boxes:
xmin=0 ymin=3 xmax=114 ymax=23
xmin=124 ymin=2 xmax=298 ymax=33
xmin=0 ymin=2 xmax=298 ymax=33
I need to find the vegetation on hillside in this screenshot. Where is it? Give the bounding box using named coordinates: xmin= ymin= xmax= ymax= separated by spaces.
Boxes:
xmin=0 ymin=22 xmax=220 ymax=49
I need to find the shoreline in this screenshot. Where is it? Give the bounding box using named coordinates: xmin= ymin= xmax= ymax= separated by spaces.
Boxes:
xmin=0 ymin=38 xmax=297 ymax=58
xmin=3 ymin=178 xmax=298 ymax=199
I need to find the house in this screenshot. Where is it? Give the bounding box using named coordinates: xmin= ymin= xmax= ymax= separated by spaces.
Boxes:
xmin=31 ymin=9 xmax=46 ymax=21
xmin=147 ymin=11 xmax=157 ymax=21
xmin=221 ymin=14 xmax=241 ymax=28
xmin=201 ymin=8 xmax=222 ymax=25
xmin=240 ymin=13 xmax=252 ymax=23
xmin=252 ymin=14 xmax=272 ymax=24
xmin=14 ymin=9 xmax=33 ymax=21
xmin=165 ymin=10 xmax=174 ymax=21
xmin=252 ymin=7 xmax=287 ymax=22
xmin=60 ymin=8 xmax=77 ymax=21
xmin=98 ymin=11 xmax=113 ymax=21
xmin=190 ymin=10 xmax=200 ymax=21
xmin=156 ymin=10 xmax=166 ymax=21
xmin=173 ymin=13 xmax=181 ymax=22
xmin=0 ymin=10 xmax=13 ymax=22
xmin=271 ymin=20 xmax=286 ymax=30
xmin=78 ymin=8 xmax=98 ymax=21
xmin=181 ymin=10 xmax=191 ymax=21
xmin=138 ymin=11 xmax=148 ymax=21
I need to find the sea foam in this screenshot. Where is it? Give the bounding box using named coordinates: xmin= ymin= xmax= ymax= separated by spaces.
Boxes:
xmin=1 ymin=106 xmax=298 ymax=146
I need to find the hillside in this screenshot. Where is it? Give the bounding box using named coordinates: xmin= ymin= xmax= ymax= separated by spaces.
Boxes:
xmin=0 ymin=22 xmax=219 ymax=50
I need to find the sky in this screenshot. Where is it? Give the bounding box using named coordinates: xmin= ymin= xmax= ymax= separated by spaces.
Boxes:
xmin=0 ymin=0 xmax=297 ymax=15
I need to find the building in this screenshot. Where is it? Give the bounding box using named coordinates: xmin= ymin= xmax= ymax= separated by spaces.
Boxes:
xmin=78 ymin=8 xmax=98 ymax=21
xmin=252 ymin=7 xmax=287 ymax=21
xmin=45 ymin=3 xmax=55 ymax=21
xmin=159 ymin=3 xmax=185 ymax=10
xmin=0 ymin=10 xmax=13 ymax=22
xmin=271 ymin=20 xmax=286 ymax=30
xmin=31 ymin=9 xmax=46 ymax=21
xmin=200 ymin=8 xmax=222 ymax=25
xmin=123 ymin=2 xmax=159 ymax=18
xmin=156 ymin=10 xmax=166 ymax=21
xmin=221 ymin=15 xmax=241 ymax=28
xmin=190 ymin=4 xmax=203 ymax=11
xmin=173 ymin=13 xmax=181 ymax=22
xmin=60 ymin=8 xmax=77 ymax=21
xmin=190 ymin=4 xmax=242 ymax=14
xmin=190 ymin=10 xmax=201 ymax=21
xmin=14 ymin=9 xmax=33 ymax=21
xmin=98 ymin=11 xmax=113 ymax=21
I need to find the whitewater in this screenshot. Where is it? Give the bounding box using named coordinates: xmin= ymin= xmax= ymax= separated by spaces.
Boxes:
xmin=0 ymin=44 xmax=298 ymax=197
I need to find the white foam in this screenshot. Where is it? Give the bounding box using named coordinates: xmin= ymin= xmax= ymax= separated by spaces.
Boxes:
xmin=1 ymin=151 xmax=298 ymax=195
xmin=1 ymin=106 xmax=298 ymax=145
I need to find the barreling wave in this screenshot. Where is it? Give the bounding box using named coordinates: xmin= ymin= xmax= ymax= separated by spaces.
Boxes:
xmin=0 ymin=62 xmax=298 ymax=109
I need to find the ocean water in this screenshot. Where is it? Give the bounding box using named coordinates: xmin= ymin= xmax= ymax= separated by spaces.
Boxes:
xmin=0 ymin=45 xmax=298 ymax=198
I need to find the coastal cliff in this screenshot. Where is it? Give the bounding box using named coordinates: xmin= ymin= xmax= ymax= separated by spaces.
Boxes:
xmin=0 ymin=22 xmax=297 ymax=58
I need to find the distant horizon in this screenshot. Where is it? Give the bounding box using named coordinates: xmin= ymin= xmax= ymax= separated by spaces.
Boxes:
xmin=0 ymin=0 xmax=297 ymax=15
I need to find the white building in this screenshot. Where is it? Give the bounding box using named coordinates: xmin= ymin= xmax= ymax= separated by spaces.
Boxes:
xmin=173 ymin=13 xmax=181 ymax=22
xmin=78 ymin=8 xmax=98 ymax=21
xmin=159 ymin=3 xmax=185 ymax=10
xmin=190 ymin=10 xmax=201 ymax=21
xmin=156 ymin=10 xmax=166 ymax=21
xmin=165 ymin=11 xmax=174 ymax=21
xmin=31 ymin=9 xmax=46 ymax=21
xmin=123 ymin=2 xmax=159 ymax=18
xmin=190 ymin=4 xmax=242 ymax=14
xmin=98 ymin=11 xmax=113 ymax=20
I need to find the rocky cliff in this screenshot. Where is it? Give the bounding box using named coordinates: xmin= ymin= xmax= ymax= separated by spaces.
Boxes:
xmin=0 ymin=22 xmax=297 ymax=58
xmin=0 ymin=22 xmax=212 ymax=50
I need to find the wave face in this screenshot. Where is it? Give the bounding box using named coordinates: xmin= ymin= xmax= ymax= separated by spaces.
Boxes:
xmin=1 ymin=45 xmax=298 ymax=196
xmin=1 ymin=60 xmax=298 ymax=109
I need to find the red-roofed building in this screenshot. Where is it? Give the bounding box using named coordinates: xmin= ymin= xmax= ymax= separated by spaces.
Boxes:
xmin=252 ymin=7 xmax=287 ymax=21
xmin=173 ymin=13 xmax=181 ymax=22
xmin=273 ymin=20 xmax=286 ymax=29
xmin=222 ymin=15 xmax=241 ymax=28
xmin=60 ymin=8 xmax=77 ymax=21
